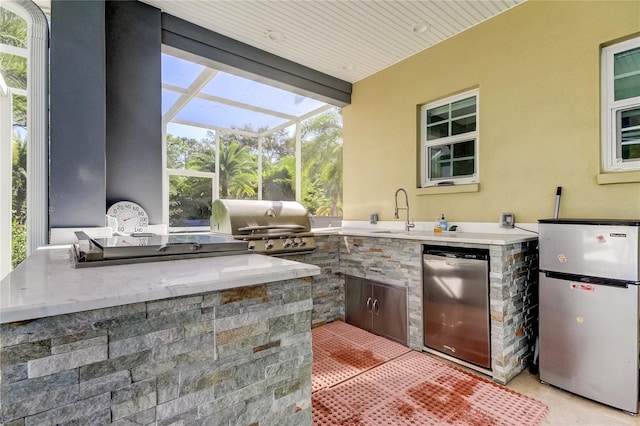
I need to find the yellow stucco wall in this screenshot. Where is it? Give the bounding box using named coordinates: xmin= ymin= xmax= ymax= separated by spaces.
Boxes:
xmin=342 ymin=0 xmax=640 ymax=223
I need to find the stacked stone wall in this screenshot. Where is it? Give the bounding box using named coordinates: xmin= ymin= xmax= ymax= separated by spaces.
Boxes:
xmin=337 ymin=236 xmax=538 ymax=383
xmin=0 ymin=279 xmax=312 ymax=425
xmin=339 ymin=236 xmax=423 ymax=350
xmin=489 ymin=240 xmax=539 ymax=383
xmin=290 ymin=234 xmax=344 ymax=327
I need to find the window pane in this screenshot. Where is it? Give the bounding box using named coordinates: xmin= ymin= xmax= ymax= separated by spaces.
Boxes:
xmin=169 ymin=175 xmax=212 ymax=227
xmin=451 ymin=96 xmax=476 ymax=118
xmin=202 ymin=72 xmax=326 ymax=117
xmin=166 ymin=125 xmax=215 ymax=172
xmin=429 ymin=145 xmax=452 ymax=179
xmin=614 ymin=47 xmax=640 ymax=101
xmin=453 ymin=140 xmax=475 ymax=158
xmin=621 ymin=107 xmax=640 ymax=129
xmin=162 ymin=54 xmax=205 ymax=89
xmin=451 ymin=116 xmax=476 ymax=136
xmin=452 ymin=159 xmax=475 ymax=176
xmin=622 ymin=144 xmax=640 ymax=160
xmin=426 ymin=105 xmax=449 ymax=124
xmin=263 ymin=125 xmax=295 ymax=202
xmin=427 ymin=122 xmax=449 ymax=140
xmin=621 ymin=108 xmax=640 ymax=160
xmin=219 ymin=134 xmax=258 ymax=199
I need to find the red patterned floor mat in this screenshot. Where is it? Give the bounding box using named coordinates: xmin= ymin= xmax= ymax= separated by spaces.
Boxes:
xmin=312 ymin=321 xmax=548 ymax=426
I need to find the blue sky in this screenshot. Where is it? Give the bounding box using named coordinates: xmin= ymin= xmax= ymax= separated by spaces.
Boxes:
xmin=162 ymin=53 xmax=326 ymax=141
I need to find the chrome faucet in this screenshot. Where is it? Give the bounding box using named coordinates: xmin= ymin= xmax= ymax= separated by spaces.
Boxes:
xmin=394 ymin=188 xmax=415 ymax=231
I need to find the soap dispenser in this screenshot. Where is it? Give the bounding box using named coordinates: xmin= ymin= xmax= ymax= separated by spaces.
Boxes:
xmin=439 ymin=214 xmax=448 ymax=231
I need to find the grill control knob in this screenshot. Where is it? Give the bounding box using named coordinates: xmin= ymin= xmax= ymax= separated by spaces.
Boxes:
xmin=247 ymin=241 xmax=256 ymax=250
xmin=284 ymin=239 xmax=293 ymax=248
xmin=296 ymin=238 xmax=306 ymax=247
xmin=264 ymin=239 xmax=275 ymax=250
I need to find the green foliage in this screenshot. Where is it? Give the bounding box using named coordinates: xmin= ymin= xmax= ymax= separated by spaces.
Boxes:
xmin=300 ymin=109 xmax=343 ymax=215
xmin=263 ymin=156 xmax=296 ymax=201
xmin=167 ymin=107 xmax=343 ymax=225
xmin=11 ymin=219 xmax=26 ymax=268
xmin=1 ymin=7 xmax=28 ymax=269
xmin=0 ymin=8 xmax=27 ymax=128
xmin=12 ymin=134 xmax=27 ymax=223
xmin=218 ymin=139 xmax=257 ymax=199
xmin=169 ymin=175 xmax=213 ymax=227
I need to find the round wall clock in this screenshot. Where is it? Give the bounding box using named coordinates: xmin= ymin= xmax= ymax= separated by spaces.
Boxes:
xmin=107 ymin=201 xmax=149 ymax=234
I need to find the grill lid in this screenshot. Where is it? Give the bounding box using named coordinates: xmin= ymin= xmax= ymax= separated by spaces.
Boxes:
xmin=211 ymin=199 xmax=311 ymax=237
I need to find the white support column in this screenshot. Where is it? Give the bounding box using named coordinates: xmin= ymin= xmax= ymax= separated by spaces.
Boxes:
xmin=214 ymin=131 xmax=220 ymax=200
xmin=295 ymin=122 xmax=302 ymax=202
xmin=0 ymin=76 xmax=12 ymax=279
xmin=257 ymin=136 xmax=263 ymax=200
xmin=161 ymin=121 xmax=169 ymax=226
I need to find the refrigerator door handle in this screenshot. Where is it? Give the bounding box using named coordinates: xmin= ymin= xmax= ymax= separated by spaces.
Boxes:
xmin=542 ymin=271 xmax=633 ymax=288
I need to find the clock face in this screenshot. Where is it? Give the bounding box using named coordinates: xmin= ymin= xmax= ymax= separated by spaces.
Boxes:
xmin=107 ymin=201 xmax=149 ymax=234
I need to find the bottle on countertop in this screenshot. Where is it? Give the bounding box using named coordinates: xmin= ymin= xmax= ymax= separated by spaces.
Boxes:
xmin=433 ymin=217 xmax=442 ymax=233
xmin=439 ymin=214 xmax=448 ymax=231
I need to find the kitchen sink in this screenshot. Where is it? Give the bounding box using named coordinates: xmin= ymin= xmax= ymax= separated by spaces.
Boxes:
xmin=370 ymin=230 xmax=406 ymax=234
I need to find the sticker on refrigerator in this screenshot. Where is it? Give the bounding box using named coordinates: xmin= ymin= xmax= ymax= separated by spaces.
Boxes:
xmin=596 ymin=235 xmax=606 ymax=243
xmin=570 ymin=283 xmax=595 ymax=292
xmin=557 ymin=254 xmax=567 ymax=263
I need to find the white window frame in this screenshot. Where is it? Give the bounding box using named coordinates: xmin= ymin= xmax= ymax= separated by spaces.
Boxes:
xmin=0 ymin=74 xmax=12 ymax=279
xmin=601 ymin=36 xmax=640 ymax=172
xmin=165 ymin=168 xmax=216 ymax=233
xmin=162 ymin=122 xmax=219 ymax=233
xmin=420 ymin=89 xmax=479 ymax=187
xmin=0 ymin=1 xmax=48 ymax=278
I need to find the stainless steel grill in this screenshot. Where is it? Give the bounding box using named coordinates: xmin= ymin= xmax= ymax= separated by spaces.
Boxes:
xmin=211 ymin=199 xmax=316 ymax=255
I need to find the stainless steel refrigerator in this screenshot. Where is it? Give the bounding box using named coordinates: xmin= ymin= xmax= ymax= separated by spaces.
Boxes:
xmin=538 ymin=219 xmax=640 ymax=414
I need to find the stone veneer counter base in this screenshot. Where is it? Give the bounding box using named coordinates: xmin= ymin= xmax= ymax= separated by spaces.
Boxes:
xmin=339 ymin=233 xmax=538 ymax=385
xmin=0 ymin=249 xmax=319 ymax=425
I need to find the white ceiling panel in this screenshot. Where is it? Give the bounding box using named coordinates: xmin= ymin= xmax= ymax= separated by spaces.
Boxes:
xmin=142 ymin=0 xmax=525 ymax=83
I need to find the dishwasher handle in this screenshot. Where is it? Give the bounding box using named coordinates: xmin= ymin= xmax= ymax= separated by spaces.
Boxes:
xmin=423 ymin=245 xmax=489 ymax=261
xmin=423 ymin=254 xmax=487 ymax=269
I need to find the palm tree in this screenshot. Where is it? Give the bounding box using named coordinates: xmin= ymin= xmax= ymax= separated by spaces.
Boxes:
xmin=0 ymin=8 xmax=27 ymax=128
xmin=219 ymin=139 xmax=257 ymax=199
xmin=316 ymin=143 xmax=343 ymax=216
xmin=300 ymin=109 xmax=343 ymax=215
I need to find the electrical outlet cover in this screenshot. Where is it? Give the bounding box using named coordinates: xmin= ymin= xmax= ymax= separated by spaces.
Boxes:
xmin=500 ymin=212 xmax=515 ymax=228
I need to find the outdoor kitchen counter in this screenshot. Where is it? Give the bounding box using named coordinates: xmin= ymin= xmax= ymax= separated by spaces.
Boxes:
xmin=314 ymin=227 xmax=538 ymax=245
xmin=0 ymin=246 xmax=320 ymax=324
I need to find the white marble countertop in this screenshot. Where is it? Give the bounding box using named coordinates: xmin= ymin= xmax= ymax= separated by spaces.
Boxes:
xmin=315 ymin=227 xmax=538 ymax=245
xmin=0 ymin=247 xmax=320 ymax=324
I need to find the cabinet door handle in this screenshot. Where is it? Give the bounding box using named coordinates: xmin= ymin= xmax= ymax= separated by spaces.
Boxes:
xmin=373 ymin=299 xmax=379 ymax=315
xmin=366 ymin=297 xmax=373 ymax=313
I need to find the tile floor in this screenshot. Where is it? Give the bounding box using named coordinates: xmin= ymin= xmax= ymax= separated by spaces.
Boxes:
xmin=506 ymin=370 xmax=640 ymax=425
xmin=313 ymin=322 xmax=640 ymax=425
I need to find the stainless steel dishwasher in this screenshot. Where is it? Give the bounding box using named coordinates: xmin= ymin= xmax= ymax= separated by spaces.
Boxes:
xmin=423 ymin=245 xmax=491 ymax=369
